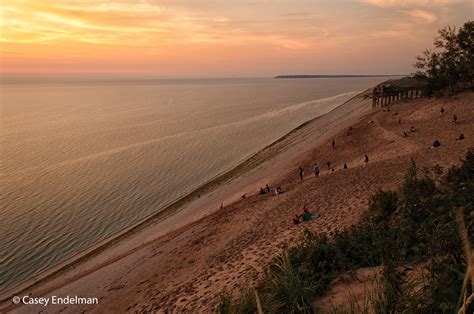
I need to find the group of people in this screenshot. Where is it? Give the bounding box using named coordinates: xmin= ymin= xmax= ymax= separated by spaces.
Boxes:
xmin=298 ymin=154 xmax=368 ymax=180
xmin=259 ymin=184 xmax=271 ymax=195
xmin=440 ymin=107 xmax=459 ymax=124
xmin=292 ymin=205 xmax=318 ymax=224
xmin=259 ymin=184 xmax=284 ymax=196
xmin=430 ymin=133 xmax=465 ymax=149
xmin=399 ymin=108 xmax=465 ymax=150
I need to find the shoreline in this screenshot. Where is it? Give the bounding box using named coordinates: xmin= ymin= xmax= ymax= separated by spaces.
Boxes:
xmin=0 ymin=87 xmax=375 ymax=306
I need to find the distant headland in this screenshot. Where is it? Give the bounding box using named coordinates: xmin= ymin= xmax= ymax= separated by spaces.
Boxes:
xmin=274 ymin=74 xmax=405 ymax=79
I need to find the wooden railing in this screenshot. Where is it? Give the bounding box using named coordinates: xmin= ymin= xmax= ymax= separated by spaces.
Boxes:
xmin=372 ymin=85 xmax=424 ymax=108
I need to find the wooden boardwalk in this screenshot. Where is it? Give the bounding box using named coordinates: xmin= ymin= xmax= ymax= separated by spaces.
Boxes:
xmin=372 ymin=84 xmax=424 ymax=108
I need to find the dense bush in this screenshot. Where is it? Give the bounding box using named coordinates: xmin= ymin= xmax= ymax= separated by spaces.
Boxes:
xmin=219 ymin=150 xmax=474 ymax=313
xmin=414 ymin=21 xmax=474 ymax=96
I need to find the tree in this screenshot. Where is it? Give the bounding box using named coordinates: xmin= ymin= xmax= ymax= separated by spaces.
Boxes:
xmin=457 ymin=21 xmax=474 ymax=84
xmin=414 ymin=21 xmax=474 ymax=96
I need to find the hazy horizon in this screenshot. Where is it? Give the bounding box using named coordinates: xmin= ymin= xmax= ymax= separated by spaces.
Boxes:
xmin=1 ymin=0 xmax=472 ymax=77
xmin=0 ymin=73 xmax=407 ymax=82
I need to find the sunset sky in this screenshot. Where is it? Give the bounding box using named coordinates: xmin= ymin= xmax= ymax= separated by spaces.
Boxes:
xmin=0 ymin=0 xmax=472 ymax=77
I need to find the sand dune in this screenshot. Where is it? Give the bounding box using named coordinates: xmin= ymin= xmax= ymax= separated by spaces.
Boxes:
xmin=2 ymin=90 xmax=473 ymax=313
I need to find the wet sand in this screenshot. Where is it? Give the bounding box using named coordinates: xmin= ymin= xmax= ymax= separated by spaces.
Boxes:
xmin=2 ymin=90 xmax=473 ymax=313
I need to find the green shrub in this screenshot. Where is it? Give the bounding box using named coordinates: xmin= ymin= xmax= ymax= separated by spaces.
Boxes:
xmin=260 ymin=251 xmax=312 ymax=313
xmin=219 ymin=150 xmax=474 ymax=313
xmin=368 ymin=190 xmax=398 ymax=223
xmin=218 ymin=289 xmax=257 ymax=314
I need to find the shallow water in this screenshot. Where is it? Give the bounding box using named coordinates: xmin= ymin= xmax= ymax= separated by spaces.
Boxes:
xmin=0 ymin=77 xmax=388 ymax=291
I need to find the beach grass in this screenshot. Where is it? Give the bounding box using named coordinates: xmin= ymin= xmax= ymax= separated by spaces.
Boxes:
xmin=219 ymin=150 xmax=474 ymax=313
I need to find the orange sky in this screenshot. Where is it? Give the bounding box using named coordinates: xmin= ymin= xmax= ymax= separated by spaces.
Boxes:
xmin=0 ymin=0 xmax=471 ymax=77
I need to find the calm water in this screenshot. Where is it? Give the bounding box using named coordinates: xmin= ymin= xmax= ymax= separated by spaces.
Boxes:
xmin=0 ymin=77 xmax=388 ymax=291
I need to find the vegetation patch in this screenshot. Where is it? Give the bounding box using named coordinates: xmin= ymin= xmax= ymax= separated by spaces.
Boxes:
xmin=218 ymin=150 xmax=474 ymax=313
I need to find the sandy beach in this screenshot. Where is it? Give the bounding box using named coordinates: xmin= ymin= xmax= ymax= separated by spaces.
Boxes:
xmin=2 ymin=88 xmax=473 ymax=313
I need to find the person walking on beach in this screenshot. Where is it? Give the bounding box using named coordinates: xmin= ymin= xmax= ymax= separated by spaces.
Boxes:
xmin=452 ymin=114 xmax=458 ymax=123
xmin=299 ymin=166 xmax=304 ymax=181
xmin=364 ymin=154 xmax=369 ymax=166
xmin=313 ymin=163 xmax=320 ymax=177
xmin=332 ymin=139 xmax=336 ymax=149
xmin=326 ymin=161 xmax=331 ymax=169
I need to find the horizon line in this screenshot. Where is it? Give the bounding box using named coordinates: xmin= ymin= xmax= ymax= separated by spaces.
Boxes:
xmin=1 ymin=73 xmax=408 ymax=82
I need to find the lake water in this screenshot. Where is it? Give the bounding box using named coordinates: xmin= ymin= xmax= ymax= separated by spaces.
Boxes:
xmin=0 ymin=77 xmax=389 ymax=291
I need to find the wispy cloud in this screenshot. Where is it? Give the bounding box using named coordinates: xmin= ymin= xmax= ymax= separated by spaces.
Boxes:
xmin=0 ymin=0 xmax=470 ymax=75
xmin=0 ymin=0 xmax=329 ymax=48
xmin=403 ymin=9 xmax=437 ymax=23
xmin=361 ymin=0 xmax=462 ymax=7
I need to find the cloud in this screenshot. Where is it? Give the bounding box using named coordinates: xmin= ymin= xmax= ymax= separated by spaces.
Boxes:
xmin=403 ymin=9 xmax=437 ymax=23
xmin=1 ymin=0 xmax=468 ymax=75
xmin=370 ymin=30 xmax=403 ymax=38
xmin=1 ymin=0 xmax=332 ymax=49
xmin=361 ymin=0 xmax=461 ymax=7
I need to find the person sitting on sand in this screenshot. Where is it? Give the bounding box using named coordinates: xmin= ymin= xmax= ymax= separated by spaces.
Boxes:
xmin=326 ymin=161 xmax=331 ymax=169
xmin=302 ymin=211 xmax=312 ymax=221
xmin=440 ymin=107 xmax=445 ymax=114
xmin=409 ymin=126 xmax=416 ymax=133
xmin=292 ymin=214 xmax=301 ymax=225
xmin=302 ymin=205 xmax=317 ymax=221
xmin=452 ymin=114 xmax=458 ymax=123
xmin=275 ymin=186 xmax=284 ymax=195
xmin=314 ymin=163 xmax=320 ymax=177
xmin=265 ymin=184 xmax=270 ymax=193
xmin=456 ymin=133 xmax=465 ymax=141
xmin=430 ymin=139 xmax=441 ymax=149
xmin=332 ymin=139 xmax=336 ymax=149
xmin=299 ymin=166 xmax=304 ymax=181
xmin=403 ymin=131 xmax=408 ymax=137
xmin=260 ymin=187 xmax=265 ymax=195
xmin=343 ymin=163 xmax=348 ymax=169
